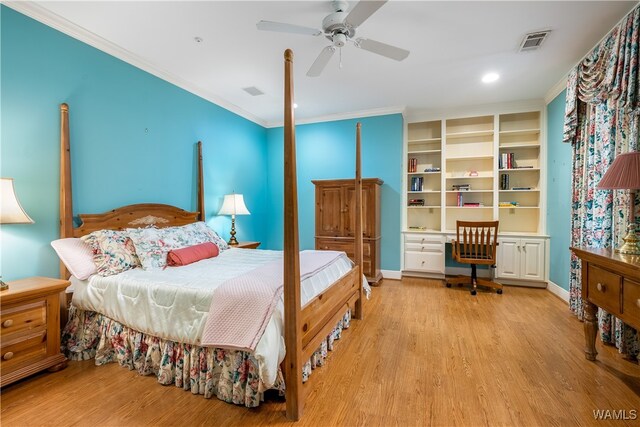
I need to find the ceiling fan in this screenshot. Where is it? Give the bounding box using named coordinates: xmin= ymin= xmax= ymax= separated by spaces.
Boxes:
xmin=256 ymin=0 xmax=410 ymax=77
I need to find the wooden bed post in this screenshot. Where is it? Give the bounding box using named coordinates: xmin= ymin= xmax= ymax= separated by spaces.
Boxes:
xmin=60 ymin=103 xmax=72 ymax=279
xmin=197 ymin=141 xmax=205 ymax=221
xmin=354 ymin=123 xmax=364 ymax=320
xmin=283 ymin=49 xmax=303 ymax=421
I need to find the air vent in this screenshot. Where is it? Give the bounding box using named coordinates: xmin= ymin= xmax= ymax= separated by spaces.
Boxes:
xmin=519 ymin=30 xmax=550 ymax=52
xmin=242 ymin=86 xmax=264 ymax=96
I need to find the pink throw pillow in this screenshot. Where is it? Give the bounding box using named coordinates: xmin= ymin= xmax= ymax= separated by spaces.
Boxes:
xmin=51 ymin=238 xmax=97 ymax=280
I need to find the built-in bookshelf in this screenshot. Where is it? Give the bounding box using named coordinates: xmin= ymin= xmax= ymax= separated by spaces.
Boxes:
xmin=404 ymin=110 xmax=543 ymax=235
xmin=407 ymin=120 xmax=442 ymax=231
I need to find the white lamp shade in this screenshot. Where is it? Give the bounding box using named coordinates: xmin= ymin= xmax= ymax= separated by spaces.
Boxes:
xmin=1 ymin=178 xmax=34 ymax=224
xmin=218 ymin=194 xmax=250 ymax=216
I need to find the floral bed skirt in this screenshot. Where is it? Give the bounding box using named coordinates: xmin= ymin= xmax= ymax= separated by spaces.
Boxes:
xmin=61 ymin=305 xmax=351 ymax=407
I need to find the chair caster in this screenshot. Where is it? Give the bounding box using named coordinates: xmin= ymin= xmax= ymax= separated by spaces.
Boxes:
xmin=470 ymin=289 xmax=477 ymax=296
xmin=446 ymin=283 xmax=452 ymax=288
xmin=497 ymin=289 xmax=503 ymax=294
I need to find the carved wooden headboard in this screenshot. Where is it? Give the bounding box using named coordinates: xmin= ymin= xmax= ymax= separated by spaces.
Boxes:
xmin=59 ymin=103 xmax=205 ymax=273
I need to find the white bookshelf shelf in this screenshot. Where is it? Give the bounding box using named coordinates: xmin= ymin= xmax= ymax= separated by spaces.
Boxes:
xmin=446 ymin=130 xmax=494 ymax=139
xmin=447 ymin=155 xmax=494 ymax=161
xmin=408 ymin=149 xmax=442 ymax=154
xmin=498 ymin=168 xmax=540 ymax=172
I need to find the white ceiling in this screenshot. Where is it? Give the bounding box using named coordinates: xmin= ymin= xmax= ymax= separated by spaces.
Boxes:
xmin=13 ymin=1 xmax=637 ymax=126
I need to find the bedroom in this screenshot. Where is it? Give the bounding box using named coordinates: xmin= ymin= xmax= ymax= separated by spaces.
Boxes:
xmin=1 ymin=0 xmax=639 ymax=425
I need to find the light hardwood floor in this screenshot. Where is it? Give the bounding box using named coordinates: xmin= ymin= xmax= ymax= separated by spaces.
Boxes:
xmin=1 ymin=278 xmax=639 ymax=426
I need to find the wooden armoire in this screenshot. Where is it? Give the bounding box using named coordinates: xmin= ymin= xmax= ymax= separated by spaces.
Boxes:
xmin=313 ymin=178 xmax=383 ymax=284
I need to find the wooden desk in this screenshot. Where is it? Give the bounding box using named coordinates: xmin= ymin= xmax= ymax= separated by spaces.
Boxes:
xmin=570 ymin=247 xmax=640 ymax=361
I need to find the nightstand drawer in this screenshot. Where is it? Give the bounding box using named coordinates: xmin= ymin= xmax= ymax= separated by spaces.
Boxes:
xmin=0 ymin=300 xmax=47 ymax=338
xmin=622 ymin=278 xmax=640 ymax=327
xmin=1 ymin=330 xmax=47 ymax=372
xmin=588 ymin=265 xmax=622 ymax=314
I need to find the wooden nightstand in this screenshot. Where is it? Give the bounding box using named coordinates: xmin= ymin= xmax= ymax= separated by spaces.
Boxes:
xmin=1 ymin=277 xmax=69 ymax=387
xmin=232 ymin=241 xmax=261 ymax=249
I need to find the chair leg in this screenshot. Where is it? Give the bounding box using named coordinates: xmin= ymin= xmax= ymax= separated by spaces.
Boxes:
xmin=470 ymin=264 xmax=477 ymax=296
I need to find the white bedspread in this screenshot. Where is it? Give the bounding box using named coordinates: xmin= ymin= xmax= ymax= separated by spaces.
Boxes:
xmin=70 ymin=248 xmax=364 ymax=388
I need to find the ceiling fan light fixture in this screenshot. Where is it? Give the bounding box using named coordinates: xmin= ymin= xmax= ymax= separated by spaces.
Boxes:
xmin=482 ymin=72 xmax=500 ymax=84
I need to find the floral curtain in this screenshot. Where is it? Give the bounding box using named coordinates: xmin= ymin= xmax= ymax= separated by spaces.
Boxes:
xmin=564 ymin=4 xmax=640 ymax=359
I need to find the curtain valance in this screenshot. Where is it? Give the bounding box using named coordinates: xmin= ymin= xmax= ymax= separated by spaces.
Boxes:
xmin=563 ymin=5 xmax=640 ymax=144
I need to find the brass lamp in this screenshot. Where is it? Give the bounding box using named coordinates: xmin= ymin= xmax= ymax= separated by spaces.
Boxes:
xmin=1 ymin=178 xmax=35 ymax=290
xmin=217 ymin=194 xmax=250 ymax=245
xmin=597 ymin=152 xmax=640 ymax=255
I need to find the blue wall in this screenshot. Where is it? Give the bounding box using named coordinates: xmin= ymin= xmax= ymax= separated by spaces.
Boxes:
xmin=265 ymin=115 xmax=403 ymax=271
xmin=546 ymin=90 xmax=572 ymax=290
xmin=1 ymin=7 xmax=268 ymax=281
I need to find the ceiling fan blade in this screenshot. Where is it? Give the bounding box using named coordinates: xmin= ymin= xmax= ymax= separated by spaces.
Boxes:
xmin=356 ymin=38 xmax=410 ymax=61
xmin=256 ymin=20 xmax=322 ymax=36
xmin=345 ymin=0 xmax=387 ymax=28
xmin=307 ymin=46 xmax=336 ymax=77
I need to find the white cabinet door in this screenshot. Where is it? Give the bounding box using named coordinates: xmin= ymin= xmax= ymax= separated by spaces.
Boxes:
xmin=520 ymin=239 xmax=545 ymax=281
xmin=497 ymin=238 xmax=520 ymax=279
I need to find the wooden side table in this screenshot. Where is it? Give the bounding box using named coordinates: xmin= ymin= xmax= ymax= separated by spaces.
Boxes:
xmin=1 ymin=277 xmax=69 ymax=387
xmin=232 ymin=241 xmax=261 ymax=249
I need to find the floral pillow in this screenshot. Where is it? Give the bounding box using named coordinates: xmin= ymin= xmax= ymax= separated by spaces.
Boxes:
xmin=81 ymin=229 xmax=141 ymax=276
xmin=127 ymin=222 xmax=227 ymax=270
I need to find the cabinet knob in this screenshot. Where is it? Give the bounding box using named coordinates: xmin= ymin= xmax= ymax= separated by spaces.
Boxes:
xmin=2 ymin=319 xmax=13 ymax=328
xmin=3 ymin=352 xmax=14 ymax=361
xmin=636 ymin=299 xmax=640 ymax=309
xmin=596 ymin=282 xmax=606 ymax=292
xmin=421 ymin=261 xmax=425 ymax=265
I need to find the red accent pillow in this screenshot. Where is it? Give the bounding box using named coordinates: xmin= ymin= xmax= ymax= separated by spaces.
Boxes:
xmin=166 ymin=242 xmax=219 ymax=267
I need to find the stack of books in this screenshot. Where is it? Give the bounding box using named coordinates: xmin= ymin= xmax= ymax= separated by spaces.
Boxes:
xmin=452 ymin=184 xmax=471 ymax=191
xmin=410 ymin=176 xmax=424 ymax=191
xmin=499 ymin=201 xmax=520 ymax=207
xmin=408 ymin=158 xmax=418 ymax=173
xmin=408 ymin=199 xmax=425 ymax=206
xmin=463 ymin=202 xmax=484 ymax=207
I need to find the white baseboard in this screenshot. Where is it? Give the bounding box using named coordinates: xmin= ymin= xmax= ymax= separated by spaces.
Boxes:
xmin=546 ymin=280 xmax=570 ymax=302
xmin=381 ymin=270 xmax=402 ymax=280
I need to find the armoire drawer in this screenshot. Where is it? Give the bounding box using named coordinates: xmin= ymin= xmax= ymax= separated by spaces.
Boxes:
xmin=587 ymin=265 xmax=622 ymax=314
xmin=316 ymin=238 xmax=372 ymax=258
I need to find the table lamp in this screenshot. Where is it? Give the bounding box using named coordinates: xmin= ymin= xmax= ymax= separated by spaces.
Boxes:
xmin=1 ymin=178 xmax=35 ymax=290
xmin=597 ymin=151 xmax=640 ymax=255
xmin=217 ymin=194 xmax=250 ymax=245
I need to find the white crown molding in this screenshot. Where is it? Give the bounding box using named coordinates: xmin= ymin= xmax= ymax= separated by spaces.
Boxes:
xmin=544 ymin=74 xmax=567 ymax=105
xmin=546 ymin=280 xmax=570 ymax=302
xmin=405 ymin=99 xmax=545 ymax=123
xmin=265 ymin=105 xmax=405 ymax=128
xmin=4 ymin=1 xmax=268 ymax=127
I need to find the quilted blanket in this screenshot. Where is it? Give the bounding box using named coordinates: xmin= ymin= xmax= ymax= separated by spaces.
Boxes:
xmin=200 ymin=250 xmax=346 ymax=352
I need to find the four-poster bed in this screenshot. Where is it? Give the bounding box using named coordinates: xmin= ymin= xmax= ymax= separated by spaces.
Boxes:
xmin=57 ymin=49 xmax=366 ymax=420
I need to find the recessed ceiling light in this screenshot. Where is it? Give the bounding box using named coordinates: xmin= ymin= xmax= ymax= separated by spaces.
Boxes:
xmin=194 ymin=37 xmax=203 ymax=43
xmin=294 ymin=103 xmax=299 ymax=109
xmin=482 ymin=72 xmax=500 ymax=84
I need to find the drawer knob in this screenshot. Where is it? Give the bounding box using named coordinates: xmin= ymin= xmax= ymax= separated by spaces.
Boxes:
xmin=3 ymin=352 xmax=14 ymax=361
xmin=2 ymin=319 xmax=13 ymax=328
xmin=636 ymin=299 xmax=640 ymax=308
xmin=421 ymin=261 xmax=425 ymax=265
xmin=596 ymin=282 xmax=606 ymax=292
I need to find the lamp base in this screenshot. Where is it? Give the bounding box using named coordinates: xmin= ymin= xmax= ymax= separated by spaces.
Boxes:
xmin=0 ymin=278 xmax=8 ymax=291
xmin=228 ymin=215 xmax=239 ymax=246
xmin=616 ymin=223 xmax=640 ymax=255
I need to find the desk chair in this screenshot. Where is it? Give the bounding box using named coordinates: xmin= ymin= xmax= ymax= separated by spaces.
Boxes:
xmin=446 ymin=220 xmax=502 ymax=295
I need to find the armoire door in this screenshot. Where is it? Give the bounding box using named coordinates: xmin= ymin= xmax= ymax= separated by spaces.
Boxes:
xmin=316 ymin=185 xmax=344 ymax=237
xmin=344 ymin=184 xmax=372 ymax=238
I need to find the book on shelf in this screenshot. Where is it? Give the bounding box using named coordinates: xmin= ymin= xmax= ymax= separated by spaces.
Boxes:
xmin=500 ymin=173 xmax=509 ymax=190
xmin=499 ymin=201 xmax=520 ymax=207
xmin=512 ymin=187 xmax=532 ymax=190
xmin=457 ymin=192 xmax=463 ymax=207
xmin=408 ymin=158 xmax=418 ymax=173
xmin=408 ymin=226 xmax=427 ymax=230
xmin=408 ymin=199 xmax=425 ymax=206
xmin=452 ymin=184 xmax=471 ymax=191
xmin=410 ymin=176 xmax=424 ymax=191
xmin=499 ymin=152 xmax=516 ymax=169
xmin=463 ymin=202 xmax=484 ymax=207
xmin=424 ymin=167 xmax=441 ymax=172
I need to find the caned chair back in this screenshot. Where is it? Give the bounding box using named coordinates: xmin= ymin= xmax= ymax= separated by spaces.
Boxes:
xmin=452 ymin=221 xmax=499 ymax=265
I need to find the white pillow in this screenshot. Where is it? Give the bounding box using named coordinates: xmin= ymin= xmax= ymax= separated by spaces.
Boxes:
xmin=51 ymin=238 xmax=97 ymax=280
